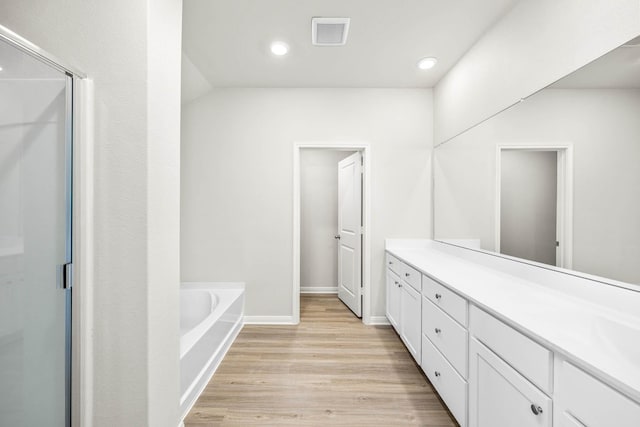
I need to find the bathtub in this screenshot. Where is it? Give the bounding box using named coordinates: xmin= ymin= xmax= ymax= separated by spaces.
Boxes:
xmin=180 ymin=282 xmax=244 ymax=420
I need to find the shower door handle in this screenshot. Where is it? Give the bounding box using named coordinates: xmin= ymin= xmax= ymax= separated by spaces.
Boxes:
xmin=59 ymin=263 xmax=73 ymax=289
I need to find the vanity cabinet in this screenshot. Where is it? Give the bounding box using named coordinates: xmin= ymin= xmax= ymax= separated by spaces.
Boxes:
xmin=385 ymin=245 xmax=640 ymax=427
xmin=385 ymin=254 xmax=421 ymax=363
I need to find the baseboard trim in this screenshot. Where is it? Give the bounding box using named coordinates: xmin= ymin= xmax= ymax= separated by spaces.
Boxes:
xmin=244 ymin=315 xmax=297 ymax=325
xmin=300 ymin=286 xmax=338 ymax=294
xmin=366 ymin=316 xmax=391 ymax=326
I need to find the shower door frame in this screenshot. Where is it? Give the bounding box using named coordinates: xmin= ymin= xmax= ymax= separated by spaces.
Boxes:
xmin=0 ymin=25 xmax=90 ymax=427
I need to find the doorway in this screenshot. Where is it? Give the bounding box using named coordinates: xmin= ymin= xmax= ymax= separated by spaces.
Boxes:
xmin=495 ymin=145 xmax=573 ymax=268
xmin=293 ymin=143 xmax=371 ymax=324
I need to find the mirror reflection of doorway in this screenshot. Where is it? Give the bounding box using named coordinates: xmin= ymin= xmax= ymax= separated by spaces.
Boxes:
xmin=496 ymin=146 xmax=573 ymax=268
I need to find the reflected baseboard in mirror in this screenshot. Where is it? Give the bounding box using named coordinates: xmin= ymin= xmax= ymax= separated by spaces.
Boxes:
xmin=434 ymin=35 xmax=640 ymax=290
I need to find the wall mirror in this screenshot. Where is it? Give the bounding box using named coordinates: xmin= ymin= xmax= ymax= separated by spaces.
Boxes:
xmin=434 ymin=35 xmax=640 ymax=288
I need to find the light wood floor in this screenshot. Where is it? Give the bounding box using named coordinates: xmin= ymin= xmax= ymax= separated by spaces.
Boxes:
xmin=184 ymin=295 xmax=458 ymax=426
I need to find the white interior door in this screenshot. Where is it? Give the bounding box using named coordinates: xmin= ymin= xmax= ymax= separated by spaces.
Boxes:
xmin=337 ymin=151 xmax=362 ymax=317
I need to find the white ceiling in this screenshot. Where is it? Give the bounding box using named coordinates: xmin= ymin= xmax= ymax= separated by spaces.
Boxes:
xmin=182 ymin=0 xmax=517 ymax=90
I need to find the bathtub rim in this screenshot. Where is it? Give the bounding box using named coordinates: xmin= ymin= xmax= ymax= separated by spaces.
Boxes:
xmin=179 ymin=282 xmax=245 ymax=422
xmin=180 ymin=282 xmax=245 ymax=359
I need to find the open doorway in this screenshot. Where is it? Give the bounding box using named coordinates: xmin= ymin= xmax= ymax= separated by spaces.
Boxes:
xmin=293 ymin=143 xmax=371 ymax=324
xmin=495 ymin=145 xmax=573 ymax=268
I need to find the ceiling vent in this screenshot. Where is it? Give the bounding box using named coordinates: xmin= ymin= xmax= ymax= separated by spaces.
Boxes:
xmin=312 ymin=17 xmax=350 ymax=46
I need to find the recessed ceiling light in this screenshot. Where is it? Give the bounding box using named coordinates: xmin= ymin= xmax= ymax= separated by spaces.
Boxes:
xmin=270 ymin=41 xmax=289 ymax=56
xmin=417 ymin=57 xmax=438 ymax=70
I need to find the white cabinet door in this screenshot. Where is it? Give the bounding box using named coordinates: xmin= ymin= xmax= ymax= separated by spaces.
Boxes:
xmin=386 ymin=270 xmax=401 ymax=329
xmin=400 ymin=282 xmax=421 ymax=362
xmin=469 ymin=338 xmax=551 ymax=427
xmin=555 ymin=360 xmax=640 ymax=427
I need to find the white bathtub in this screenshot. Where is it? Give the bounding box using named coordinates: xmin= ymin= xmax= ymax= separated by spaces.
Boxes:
xmin=180 ymin=282 xmax=244 ymax=420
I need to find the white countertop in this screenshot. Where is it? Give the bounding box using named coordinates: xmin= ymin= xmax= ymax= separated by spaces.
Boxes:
xmin=386 ymin=239 xmax=640 ymax=403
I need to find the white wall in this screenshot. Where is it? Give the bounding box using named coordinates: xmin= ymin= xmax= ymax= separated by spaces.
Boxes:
xmin=0 ymin=1 xmax=182 ymax=426
xmin=434 ymin=0 xmax=640 ymax=144
xmin=300 ymin=149 xmax=355 ymax=292
xmin=181 ymin=88 xmax=432 ymax=320
xmin=434 ymin=89 xmax=640 ymax=284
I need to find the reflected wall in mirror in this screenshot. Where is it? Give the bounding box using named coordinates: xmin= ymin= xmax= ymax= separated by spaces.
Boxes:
xmin=434 ymin=35 xmax=640 ymax=286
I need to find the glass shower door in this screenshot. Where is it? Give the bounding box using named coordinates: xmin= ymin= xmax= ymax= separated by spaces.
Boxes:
xmin=0 ymin=37 xmax=72 ymax=426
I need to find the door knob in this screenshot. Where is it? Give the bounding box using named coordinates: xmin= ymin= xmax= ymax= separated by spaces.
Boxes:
xmin=334 ymin=235 xmax=341 ymax=240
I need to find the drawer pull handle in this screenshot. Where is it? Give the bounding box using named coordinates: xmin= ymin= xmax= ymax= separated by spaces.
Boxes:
xmin=434 ymin=328 xmax=441 ymax=334
xmin=434 ymin=371 xmax=441 ymax=377
xmin=530 ymin=404 xmax=543 ymax=416
xmin=435 ymin=293 xmax=442 ymax=300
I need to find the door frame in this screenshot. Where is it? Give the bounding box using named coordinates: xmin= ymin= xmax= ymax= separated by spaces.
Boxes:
xmin=293 ymin=142 xmax=372 ymax=324
xmin=495 ymin=144 xmax=574 ymax=269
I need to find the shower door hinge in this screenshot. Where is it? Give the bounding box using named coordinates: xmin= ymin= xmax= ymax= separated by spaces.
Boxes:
xmin=61 ymin=262 xmax=73 ymax=289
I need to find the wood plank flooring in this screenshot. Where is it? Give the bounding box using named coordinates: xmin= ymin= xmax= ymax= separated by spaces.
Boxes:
xmin=184 ymin=295 xmax=458 ymax=426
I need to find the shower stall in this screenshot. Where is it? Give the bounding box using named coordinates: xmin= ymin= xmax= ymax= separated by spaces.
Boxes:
xmin=0 ymin=28 xmax=77 ymax=426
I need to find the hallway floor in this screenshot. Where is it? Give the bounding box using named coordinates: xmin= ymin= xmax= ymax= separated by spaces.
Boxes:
xmin=184 ymin=294 xmax=457 ymax=426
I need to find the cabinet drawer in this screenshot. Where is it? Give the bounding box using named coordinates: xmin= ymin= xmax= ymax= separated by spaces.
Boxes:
xmin=558 ymin=361 xmax=640 ymax=427
xmin=386 ymin=253 xmax=401 ymax=276
xmin=469 ymin=306 xmax=552 ymax=395
xmin=423 ymin=296 xmax=468 ymax=378
xmin=422 ymin=335 xmax=467 ymax=426
xmin=401 ymin=263 xmax=421 ymax=292
xmin=423 ymin=274 xmax=467 ymax=326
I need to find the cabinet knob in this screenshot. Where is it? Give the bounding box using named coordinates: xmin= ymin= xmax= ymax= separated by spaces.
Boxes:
xmin=389 ymin=261 xmax=393 ymax=265
xmin=405 ymin=272 xmax=410 ymax=277
xmin=334 ymin=235 xmax=341 ymax=240
xmin=434 ymin=371 xmax=441 ymax=377
xmin=435 ymin=328 xmax=441 ymax=334
xmin=435 ymin=293 xmax=442 ymax=300
xmin=398 ymin=283 xmax=403 ymax=288
xmin=530 ymin=404 xmax=543 ymax=415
